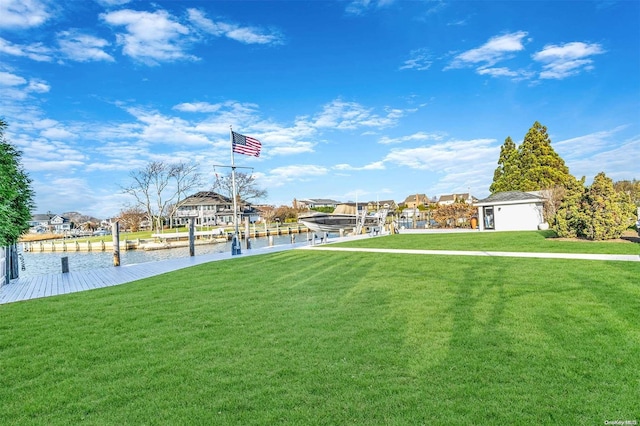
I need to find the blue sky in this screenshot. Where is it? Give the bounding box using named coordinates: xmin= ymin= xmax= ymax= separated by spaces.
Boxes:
xmin=1 ymin=0 xmax=638 ymax=218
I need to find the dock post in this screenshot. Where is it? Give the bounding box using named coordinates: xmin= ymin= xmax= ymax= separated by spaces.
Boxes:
xmin=244 ymin=218 xmax=251 ymax=249
xmin=112 ymin=222 xmax=120 ymax=266
xmin=61 ymin=257 xmax=69 ymax=273
xmin=268 ymin=235 xmax=274 ymax=247
xmin=189 ymin=217 xmax=195 ymax=257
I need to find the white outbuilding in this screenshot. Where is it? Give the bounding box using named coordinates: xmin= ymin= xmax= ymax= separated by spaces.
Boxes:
xmin=475 ymin=191 xmax=547 ymax=231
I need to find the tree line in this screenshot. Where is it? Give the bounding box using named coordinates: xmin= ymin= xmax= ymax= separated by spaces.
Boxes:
xmin=490 ymin=121 xmax=637 ymax=240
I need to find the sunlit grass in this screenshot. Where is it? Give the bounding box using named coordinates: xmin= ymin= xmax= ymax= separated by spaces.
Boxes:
xmin=0 ymin=237 xmax=638 ymax=424
xmin=337 ymin=230 xmax=640 ymax=255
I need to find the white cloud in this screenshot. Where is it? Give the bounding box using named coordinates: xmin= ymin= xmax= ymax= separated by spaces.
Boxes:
xmin=533 ymin=42 xmax=605 ymax=79
xmin=95 ymin=0 xmax=131 ymax=6
xmin=31 ymin=176 xmax=101 ymax=215
xmin=567 ymin=134 xmax=640 ymax=182
xmin=0 ymin=37 xmax=53 ymax=61
xmin=334 ymin=161 xmax=386 ymax=171
xmin=26 ymin=79 xmax=50 ymax=93
xmin=173 ymin=102 xmax=222 ymax=113
xmin=40 ymin=127 xmax=76 ymax=140
xmin=554 ymin=126 xmax=628 ymax=160
xmin=477 ymin=67 xmax=518 ymax=77
xmin=383 ymin=138 xmax=497 ymax=170
xmin=0 ymin=71 xmax=26 ymax=86
xmin=20 ymin=137 xmax=87 ymax=172
xmin=57 ymin=30 xmax=115 ymax=62
xmin=187 ymin=8 xmax=284 ymax=45
xmin=0 ymin=72 xmax=49 ymax=99
xmin=312 ymin=100 xmax=403 ymax=130
xmin=379 ymin=131 xmax=445 ymax=145
xmin=400 ymin=48 xmax=432 ymax=71
xmin=124 ymin=107 xmax=213 ymax=146
xmin=447 ymin=31 xmax=528 ymax=70
xmin=0 ymin=0 xmax=51 ymax=29
xmin=101 ymin=9 xmax=197 ymax=65
xmin=345 ymin=0 xmax=396 ymax=15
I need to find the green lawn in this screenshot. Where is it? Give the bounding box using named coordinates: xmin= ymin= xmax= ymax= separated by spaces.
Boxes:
xmin=0 ymin=234 xmax=638 ymax=424
xmin=337 ymin=230 xmax=640 ymax=255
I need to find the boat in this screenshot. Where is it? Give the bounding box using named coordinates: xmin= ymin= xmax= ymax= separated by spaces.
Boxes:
xmin=298 ymin=204 xmax=388 ymax=234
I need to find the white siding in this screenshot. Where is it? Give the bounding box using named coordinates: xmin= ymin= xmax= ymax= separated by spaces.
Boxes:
xmin=477 ymin=201 xmax=545 ymax=231
xmin=493 ymin=203 xmax=544 ymax=231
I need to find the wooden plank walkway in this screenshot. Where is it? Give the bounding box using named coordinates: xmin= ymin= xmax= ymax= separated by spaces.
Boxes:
xmin=0 ymin=242 xmax=303 ymax=305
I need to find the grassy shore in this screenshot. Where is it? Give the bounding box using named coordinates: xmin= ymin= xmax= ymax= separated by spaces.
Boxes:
xmin=339 ymin=230 xmax=640 ymax=255
xmin=1 ymin=232 xmax=638 ymax=424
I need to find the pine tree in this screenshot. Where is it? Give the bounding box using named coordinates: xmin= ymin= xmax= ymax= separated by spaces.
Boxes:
xmin=0 ymin=119 xmax=35 ymax=246
xmin=553 ymin=177 xmax=587 ymax=238
xmin=517 ymin=121 xmax=572 ymax=191
xmin=490 ymin=136 xmax=520 ymax=193
xmin=583 ymin=172 xmax=635 ymax=240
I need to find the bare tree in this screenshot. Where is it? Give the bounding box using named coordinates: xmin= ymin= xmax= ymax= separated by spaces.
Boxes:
xmin=123 ymin=161 xmax=202 ymax=232
xmin=212 ymin=171 xmax=267 ymax=207
xmin=167 ymin=162 xmax=202 ymax=227
xmin=117 ymin=206 xmax=147 ymax=232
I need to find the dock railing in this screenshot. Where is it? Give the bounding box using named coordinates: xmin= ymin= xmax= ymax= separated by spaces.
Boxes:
xmin=1 ymin=246 xmax=6 ymax=288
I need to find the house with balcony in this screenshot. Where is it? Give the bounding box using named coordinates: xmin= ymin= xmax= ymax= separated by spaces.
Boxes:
xmin=50 ymin=215 xmax=72 ymax=233
xmin=28 ymin=213 xmax=55 ymax=233
xmin=175 ymin=191 xmax=259 ymax=226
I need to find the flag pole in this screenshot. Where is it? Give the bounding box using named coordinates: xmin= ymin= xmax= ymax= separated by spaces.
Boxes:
xmin=230 ymin=125 xmax=241 ymax=255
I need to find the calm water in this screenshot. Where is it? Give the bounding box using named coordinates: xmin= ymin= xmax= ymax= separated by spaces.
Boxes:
xmin=18 ymin=234 xmax=311 ymax=279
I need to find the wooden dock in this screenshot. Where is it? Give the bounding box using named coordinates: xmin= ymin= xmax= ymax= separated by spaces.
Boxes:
xmin=0 ymin=242 xmax=304 ymax=305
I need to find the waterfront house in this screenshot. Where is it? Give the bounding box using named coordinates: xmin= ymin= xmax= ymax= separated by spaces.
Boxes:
xmin=175 ymin=191 xmax=258 ymax=226
xmin=28 ymin=213 xmax=55 ymax=233
xmin=50 ymin=215 xmax=72 ymax=234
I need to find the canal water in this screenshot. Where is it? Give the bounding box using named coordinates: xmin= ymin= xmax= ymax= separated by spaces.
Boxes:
xmin=18 ymin=233 xmax=312 ymax=279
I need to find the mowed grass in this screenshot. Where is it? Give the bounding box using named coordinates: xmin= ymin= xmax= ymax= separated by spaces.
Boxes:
xmin=0 ymin=234 xmax=638 ymax=424
xmin=336 ymin=230 xmax=640 ymax=255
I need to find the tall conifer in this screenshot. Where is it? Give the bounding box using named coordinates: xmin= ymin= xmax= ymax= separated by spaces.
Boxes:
xmin=517 ymin=121 xmax=571 ymax=191
xmin=490 ymin=136 xmax=520 ymax=193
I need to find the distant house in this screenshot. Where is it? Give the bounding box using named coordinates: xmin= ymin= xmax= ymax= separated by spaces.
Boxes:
xmin=297 ymin=199 xmax=341 ymax=209
xmin=474 ymin=191 xmax=546 ymax=231
xmin=438 ymin=193 xmax=478 ymax=205
xmin=28 ymin=213 xmax=55 ymax=233
xmin=402 ymin=194 xmax=430 ymax=209
xmin=175 ymin=191 xmax=258 ymax=226
xmin=50 ymin=215 xmax=72 ymax=234
xmin=366 ymin=199 xmax=398 ymax=212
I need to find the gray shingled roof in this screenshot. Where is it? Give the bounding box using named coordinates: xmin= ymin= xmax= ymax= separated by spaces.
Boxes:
xmin=476 ymin=191 xmax=544 ymax=204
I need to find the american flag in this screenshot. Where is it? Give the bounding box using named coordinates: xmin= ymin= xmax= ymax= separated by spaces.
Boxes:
xmin=232 ymin=131 xmax=262 ymax=157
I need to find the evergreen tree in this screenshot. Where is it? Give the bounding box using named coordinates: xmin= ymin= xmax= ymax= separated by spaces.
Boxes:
xmin=517 ymin=121 xmax=572 ymax=191
xmin=0 ymin=119 xmax=35 ymax=246
xmin=553 ymin=173 xmax=636 ymax=240
xmin=583 ymin=172 xmax=635 ymax=240
xmin=613 ymin=179 xmax=640 ymax=206
xmin=553 ymin=177 xmax=587 ymax=238
xmin=490 ymin=136 xmax=520 ymax=193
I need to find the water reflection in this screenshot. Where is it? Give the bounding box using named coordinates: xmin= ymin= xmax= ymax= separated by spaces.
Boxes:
xmin=19 ymin=234 xmax=307 ymax=279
